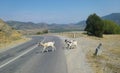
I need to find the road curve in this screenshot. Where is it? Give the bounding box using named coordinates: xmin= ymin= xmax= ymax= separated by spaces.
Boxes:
xmin=0 ymin=35 xmax=67 ymax=73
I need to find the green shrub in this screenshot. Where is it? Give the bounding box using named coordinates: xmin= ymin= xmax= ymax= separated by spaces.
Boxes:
xmin=36 ymin=32 xmax=42 ymax=35
xmin=42 ymin=30 xmax=48 ymax=33
xmin=103 ymin=20 xmax=120 ymax=34
xmin=36 ymin=30 xmax=48 ymax=35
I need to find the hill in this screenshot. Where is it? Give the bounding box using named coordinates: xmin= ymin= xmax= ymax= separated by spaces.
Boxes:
xmin=102 ymin=13 xmax=120 ymax=25
xmin=75 ymin=13 xmax=120 ymax=28
xmin=7 ymin=21 xmax=48 ymax=30
xmin=6 ymin=13 xmax=120 ymax=33
xmin=0 ymin=19 xmax=22 ymax=44
xmin=75 ymin=20 xmax=86 ymax=29
xmin=6 ymin=21 xmax=83 ymax=33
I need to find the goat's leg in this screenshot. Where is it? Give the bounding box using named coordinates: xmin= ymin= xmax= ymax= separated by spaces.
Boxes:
xmin=72 ymin=45 xmax=75 ymax=49
xmin=52 ymin=46 xmax=54 ymax=51
xmin=42 ymin=47 xmax=46 ymax=53
xmin=69 ymin=44 xmax=72 ymax=49
xmin=45 ymin=47 xmax=49 ymax=52
xmin=66 ymin=44 xmax=70 ymax=49
xmin=53 ymin=46 xmax=56 ymax=51
xmin=52 ymin=46 xmax=56 ymax=51
xmin=67 ymin=44 xmax=69 ymax=49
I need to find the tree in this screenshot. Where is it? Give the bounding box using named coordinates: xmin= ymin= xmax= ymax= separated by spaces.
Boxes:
xmin=85 ymin=13 xmax=104 ymax=37
xmin=36 ymin=29 xmax=48 ymax=35
xmin=43 ymin=29 xmax=48 ymax=33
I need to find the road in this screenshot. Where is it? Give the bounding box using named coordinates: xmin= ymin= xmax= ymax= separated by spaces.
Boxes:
xmin=0 ymin=35 xmax=67 ymax=73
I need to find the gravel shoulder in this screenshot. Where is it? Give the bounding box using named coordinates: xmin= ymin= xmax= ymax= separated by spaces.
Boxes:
xmin=59 ymin=36 xmax=94 ymax=73
xmin=58 ymin=33 xmax=120 ymax=73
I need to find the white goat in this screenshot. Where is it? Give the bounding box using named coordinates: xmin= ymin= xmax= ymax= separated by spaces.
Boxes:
xmin=71 ymin=40 xmax=77 ymax=47
xmin=38 ymin=41 xmax=56 ymax=52
xmin=65 ymin=39 xmax=77 ymax=49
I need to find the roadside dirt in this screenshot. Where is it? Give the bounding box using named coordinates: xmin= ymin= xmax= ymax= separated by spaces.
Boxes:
xmin=59 ymin=33 xmax=120 ymax=73
xmin=60 ymin=36 xmax=94 ymax=73
xmin=0 ymin=37 xmax=31 ymax=53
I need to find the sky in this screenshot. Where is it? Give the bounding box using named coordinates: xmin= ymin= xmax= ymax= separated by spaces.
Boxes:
xmin=0 ymin=0 xmax=120 ymax=24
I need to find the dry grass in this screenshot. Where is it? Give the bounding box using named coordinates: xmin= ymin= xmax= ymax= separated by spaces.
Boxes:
xmin=0 ymin=19 xmax=30 ymax=52
xmin=57 ymin=32 xmax=120 ymax=73
xmin=0 ymin=37 xmax=29 ymax=48
xmin=55 ymin=31 xmax=86 ymax=38
xmin=82 ymin=35 xmax=120 ymax=73
xmin=19 ymin=29 xmax=47 ymax=35
xmin=0 ymin=32 xmax=30 ymax=52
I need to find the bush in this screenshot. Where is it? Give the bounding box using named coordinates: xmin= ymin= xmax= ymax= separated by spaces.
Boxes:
xmin=103 ymin=20 xmax=120 ymax=34
xmin=85 ymin=13 xmax=104 ymax=37
xmin=36 ymin=30 xmax=48 ymax=35
xmin=36 ymin=32 xmax=42 ymax=35
xmin=42 ymin=30 xmax=48 ymax=33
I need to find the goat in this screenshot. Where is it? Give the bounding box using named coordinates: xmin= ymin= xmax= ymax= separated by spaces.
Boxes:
xmin=65 ymin=39 xmax=77 ymax=49
xmin=71 ymin=40 xmax=77 ymax=47
xmin=38 ymin=41 xmax=56 ymax=52
xmin=65 ymin=39 xmax=71 ymax=49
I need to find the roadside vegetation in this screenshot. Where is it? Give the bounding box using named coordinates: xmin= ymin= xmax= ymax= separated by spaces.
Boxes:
xmin=85 ymin=13 xmax=120 ymax=37
xmin=84 ymin=13 xmax=120 ymax=73
xmin=85 ymin=13 xmax=104 ymax=37
xmin=86 ymin=35 xmax=120 ymax=73
xmin=56 ymin=32 xmax=120 ymax=73
xmin=103 ymin=20 xmax=120 ymax=34
xmin=0 ymin=19 xmax=21 ymax=42
xmin=36 ymin=29 xmax=48 ymax=35
xmin=0 ymin=19 xmax=29 ymax=49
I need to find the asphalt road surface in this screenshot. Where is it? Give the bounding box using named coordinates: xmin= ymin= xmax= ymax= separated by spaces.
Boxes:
xmin=0 ymin=35 xmax=67 ymax=73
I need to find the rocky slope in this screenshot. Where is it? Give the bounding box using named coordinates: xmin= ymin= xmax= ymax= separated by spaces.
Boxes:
xmin=0 ymin=19 xmax=22 ymax=44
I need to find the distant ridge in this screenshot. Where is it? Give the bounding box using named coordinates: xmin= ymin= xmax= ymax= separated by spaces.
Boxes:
xmin=6 ymin=13 xmax=120 ymax=32
xmin=6 ymin=21 xmax=48 ymax=30
xmin=75 ymin=13 xmax=120 ymax=27
xmin=6 ymin=21 xmax=84 ymax=32
xmin=102 ymin=13 xmax=120 ymax=25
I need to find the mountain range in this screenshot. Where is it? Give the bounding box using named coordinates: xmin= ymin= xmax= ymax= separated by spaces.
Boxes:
xmin=6 ymin=21 xmax=84 ymax=33
xmin=76 ymin=13 xmax=120 ymax=26
xmin=6 ymin=13 xmax=120 ymax=33
xmin=102 ymin=13 xmax=120 ymax=25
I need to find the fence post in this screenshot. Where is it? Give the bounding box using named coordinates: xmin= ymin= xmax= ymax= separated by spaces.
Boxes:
xmin=73 ymin=33 xmax=75 ymax=38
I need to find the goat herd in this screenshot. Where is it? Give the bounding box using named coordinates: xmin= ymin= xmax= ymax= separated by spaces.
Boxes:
xmin=37 ymin=38 xmax=102 ymax=56
xmin=37 ymin=39 xmax=78 ymax=53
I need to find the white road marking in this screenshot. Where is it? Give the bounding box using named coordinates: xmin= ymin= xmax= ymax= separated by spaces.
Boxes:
xmin=0 ymin=45 xmax=38 ymax=69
